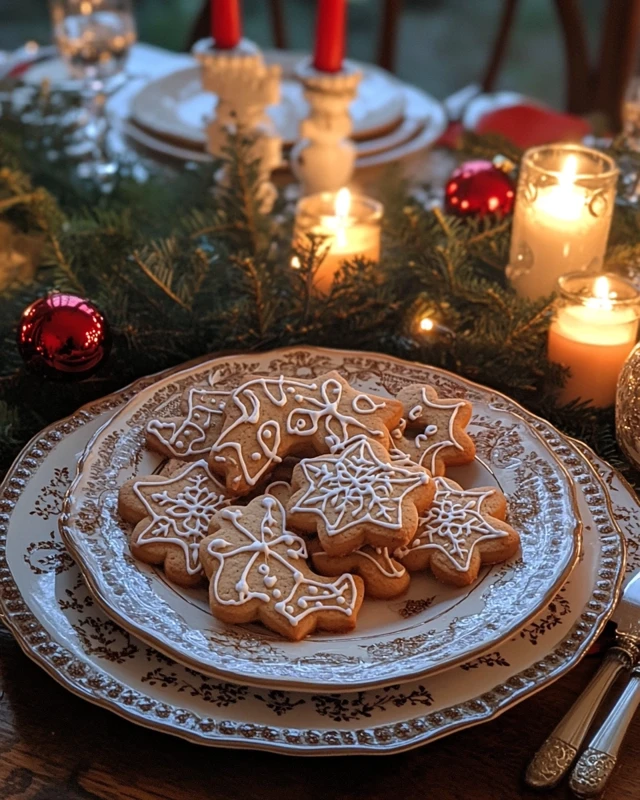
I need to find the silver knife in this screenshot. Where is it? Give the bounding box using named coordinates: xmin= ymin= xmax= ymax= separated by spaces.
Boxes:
xmin=569 ymin=666 xmax=640 ymax=797
xmin=526 ymin=571 xmax=640 ymax=789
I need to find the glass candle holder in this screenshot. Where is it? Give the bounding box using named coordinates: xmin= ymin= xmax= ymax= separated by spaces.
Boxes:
xmin=294 ymin=189 xmax=383 ymax=294
xmin=548 ymin=271 xmax=640 ymax=407
xmin=508 ymin=144 xmax=618 ymax=300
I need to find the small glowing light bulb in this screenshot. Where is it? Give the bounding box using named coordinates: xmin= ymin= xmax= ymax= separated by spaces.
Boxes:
xmin=419 ymin=317 xmax=435 ymax=332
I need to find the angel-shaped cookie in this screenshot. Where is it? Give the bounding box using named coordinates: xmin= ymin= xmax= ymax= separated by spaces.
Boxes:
xmin=209 ymin=371 xmax=403 ymax=494
xmin=199 ymin=494 xmax=364 ymax=641
xmin=118 ymin=460 xmax=229 ymax=586
xmin=390 ymin=384 xmax=475 ymax=476
xmin=309 ymin=538 xmax=410 ymax=599
xmin=394 ymin=476 xmax=520 ymax=587
xmin=146 ymin=383 xmax=230 ymax=460
xmin=286 ymin=437 xmax=434 ymax=557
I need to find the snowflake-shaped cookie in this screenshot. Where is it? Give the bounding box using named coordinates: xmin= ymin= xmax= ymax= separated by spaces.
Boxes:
xmin=118 ymin=460 xmax=229 ymax=587
xmin=209 ymin=371 xmax=403 ymax=495
xmin=286 ymin=437 xmax=434 ymax=557
xmin=309 ymin=538 xmax=410 ymax=599
xmin=199 ymin=494 xmax=364 ymax=641
xmin=146 ymin=384 xmax=230 ymax=460
xmin=390 ymin=384 xmax=475 ymax=476
xmin=395 ymin=476 xmax=520 ymax=586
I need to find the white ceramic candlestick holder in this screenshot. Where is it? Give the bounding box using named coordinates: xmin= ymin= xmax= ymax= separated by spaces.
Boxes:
xmin=192 ymin=38 xmax=282 ymax=212
xmin=290 ymin=59 xmax=362 ymax=195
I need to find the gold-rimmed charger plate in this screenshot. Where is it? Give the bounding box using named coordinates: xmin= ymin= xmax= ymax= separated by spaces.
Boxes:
xmin=0 ymin=355 xmax=626 ymax=754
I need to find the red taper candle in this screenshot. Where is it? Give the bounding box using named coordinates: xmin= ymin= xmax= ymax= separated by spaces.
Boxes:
xmin=211 ymin=0 xmax=242 ymax=49
xmin=313 ymin=0 xmax=347 ymax=72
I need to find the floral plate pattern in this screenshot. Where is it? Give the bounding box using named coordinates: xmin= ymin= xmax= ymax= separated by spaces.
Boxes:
xmin=60 ymin=348 xmax=582 ymax=691
xmin=0 ymin=351 xmax=626 ymax=753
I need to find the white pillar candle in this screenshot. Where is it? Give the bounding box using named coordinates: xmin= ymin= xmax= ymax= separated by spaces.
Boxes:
xmin=294 ymin=189 xmax=383 ymax=294
xmin=508 ymin=145 xmax=618 ymax=300
xmin=548 ymin=273 xmax=640 ymax=407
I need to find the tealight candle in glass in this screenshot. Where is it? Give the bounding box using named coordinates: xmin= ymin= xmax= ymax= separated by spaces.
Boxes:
xmin=548 ymin=272 xmax=640 ymax=407
xmin=294 ymin=189 xmax=383 ymax=294
xmin=508 ymin=144 xmax=618 ymax=300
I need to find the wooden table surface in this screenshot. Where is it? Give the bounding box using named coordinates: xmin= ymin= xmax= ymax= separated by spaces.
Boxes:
xmin=1 ymin=621 xmax=639 ymax=800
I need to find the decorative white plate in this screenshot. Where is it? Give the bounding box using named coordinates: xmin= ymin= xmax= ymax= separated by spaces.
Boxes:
xmin=122 ymin=84 xmax=445 ymax=173
xmin=60 ymin=348 xmax=580 ymax=691
xmin=0 ymin=362 xmax=626 ymax=753
xmin=129 ymin=52 xmax=406 ymax=148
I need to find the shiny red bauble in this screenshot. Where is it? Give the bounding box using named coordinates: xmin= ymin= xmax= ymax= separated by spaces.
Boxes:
xmin=17 ymin=293 xmax=111 ymax=380
xmin=444 ymin=159 xmax=515 ymax=218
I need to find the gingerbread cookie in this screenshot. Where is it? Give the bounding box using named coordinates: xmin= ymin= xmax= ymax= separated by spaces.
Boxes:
xmin=146 ymin=383 xmax=230 ymax=460
xmin=286 ymin=437 xmax=434 ymax=557
xmin=309 ymin=538 xmax=410 ymax=599
xmin=209 ymin=372 xmax=403 ymax=494
xmin=390 ymin=384 xmax=475 ymax=476
xmin=118 ymin=460 xmax=229 ymax=587
xmin=394 ymin=476 xmax=520 ymax=587
xmin=199 ymin=494 xmax=364 ymax=641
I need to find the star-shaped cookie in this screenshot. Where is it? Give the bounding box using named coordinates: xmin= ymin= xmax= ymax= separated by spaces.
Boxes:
xmin=199 ymin=494 xmax=364 ymax=641
xmin=208 ymin=371 xmax=403 ymax=494
xmin=394 ymin=476 xmax=520 ymax=586
xmin=390 ymin=384 xmax=475 ymax=476
xmin=309 ymin=538 xmax=410 ymax=599
xmin=118 ymin=460 xmax=229 ymax=587
xmin=146 ymin=384 xmax=230 ymax=460
xmin=286 ymin=437 xmax=434 ymax=557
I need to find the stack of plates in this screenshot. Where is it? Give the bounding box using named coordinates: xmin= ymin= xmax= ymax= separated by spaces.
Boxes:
xmin=0 ymin=347 xmax=633 ymax=754
xmin=123 ymin=52 xmax=447 ymax=172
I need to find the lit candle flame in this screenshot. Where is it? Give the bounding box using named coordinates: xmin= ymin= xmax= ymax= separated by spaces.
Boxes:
xmin=334 ymin=188 xmax=351 ymax=249
xmin=419 ymin=317 xmax=435 ymax=332
xmin=586 ymin=275 xmax=613 ymax=311
xmin=559 ymin=155 xmax=578 ymax=190
xmin=335 ymin=188 xmax=351 ymax=220
xmin=594 ymin=275 xmax=610 ymax=300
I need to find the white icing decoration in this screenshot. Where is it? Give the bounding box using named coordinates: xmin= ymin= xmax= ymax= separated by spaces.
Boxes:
xmin=146 ymin=386 xmax=230 ymax=458
xmin=356 ymin=546 xmax=406 ymax=578
xmin=210 ymin=375 xmax=389 ymax=487
xmin=251 ymin=452 xmax=261 ymax=461
xmin=132 ymin=460 xmax=228 ymax=574
xmin=205 ymin=496 xmax=358 ymax=626
xmin=394 ymin=477 xmax=508 ymax=571
xmin=391 ymin=388 xmax=467 ymax=474
xmin=292 ymin=437 xmax=429 ymax=536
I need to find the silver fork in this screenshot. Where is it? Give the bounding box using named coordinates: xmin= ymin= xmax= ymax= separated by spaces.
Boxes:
xmin=526 ymin=572 xmax=640 ymax=789
xmin=569 ymin=667 xmax=640 ymax=797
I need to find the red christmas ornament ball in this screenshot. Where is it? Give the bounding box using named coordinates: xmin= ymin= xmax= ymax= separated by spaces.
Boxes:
xmin=444 ymin=159 xmax=515 ymax=217
xmin=17 ymin=293 xmax=111 ymax=380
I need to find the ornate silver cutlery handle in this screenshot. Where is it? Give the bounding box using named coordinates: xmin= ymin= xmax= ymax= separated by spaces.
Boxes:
xmin=526 ymin=643 xmax=636 ymax=789
xmin=569 ymin=670 xmax=640 ymax=797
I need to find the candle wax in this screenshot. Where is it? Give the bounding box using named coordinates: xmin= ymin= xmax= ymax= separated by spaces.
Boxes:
xmin=310 ymin=222 xmax=380 ymax=294
xmin=313 ymin=0 xmax=346 ymax=73
xmin=211 ymin=0 xmax=242 ymax=49
xmin=511 ymin=181 xmax=613 ymax=299
xmin=548 ymin=304 xmax=639 ymax=407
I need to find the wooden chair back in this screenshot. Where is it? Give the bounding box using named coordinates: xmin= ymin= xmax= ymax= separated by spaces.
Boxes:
xmin=482 ymin=0 xmax=640 ymax=131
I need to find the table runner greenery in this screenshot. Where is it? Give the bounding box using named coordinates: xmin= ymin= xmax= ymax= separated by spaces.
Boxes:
xmin=1 ymin=88 xmax=639 ymax=482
